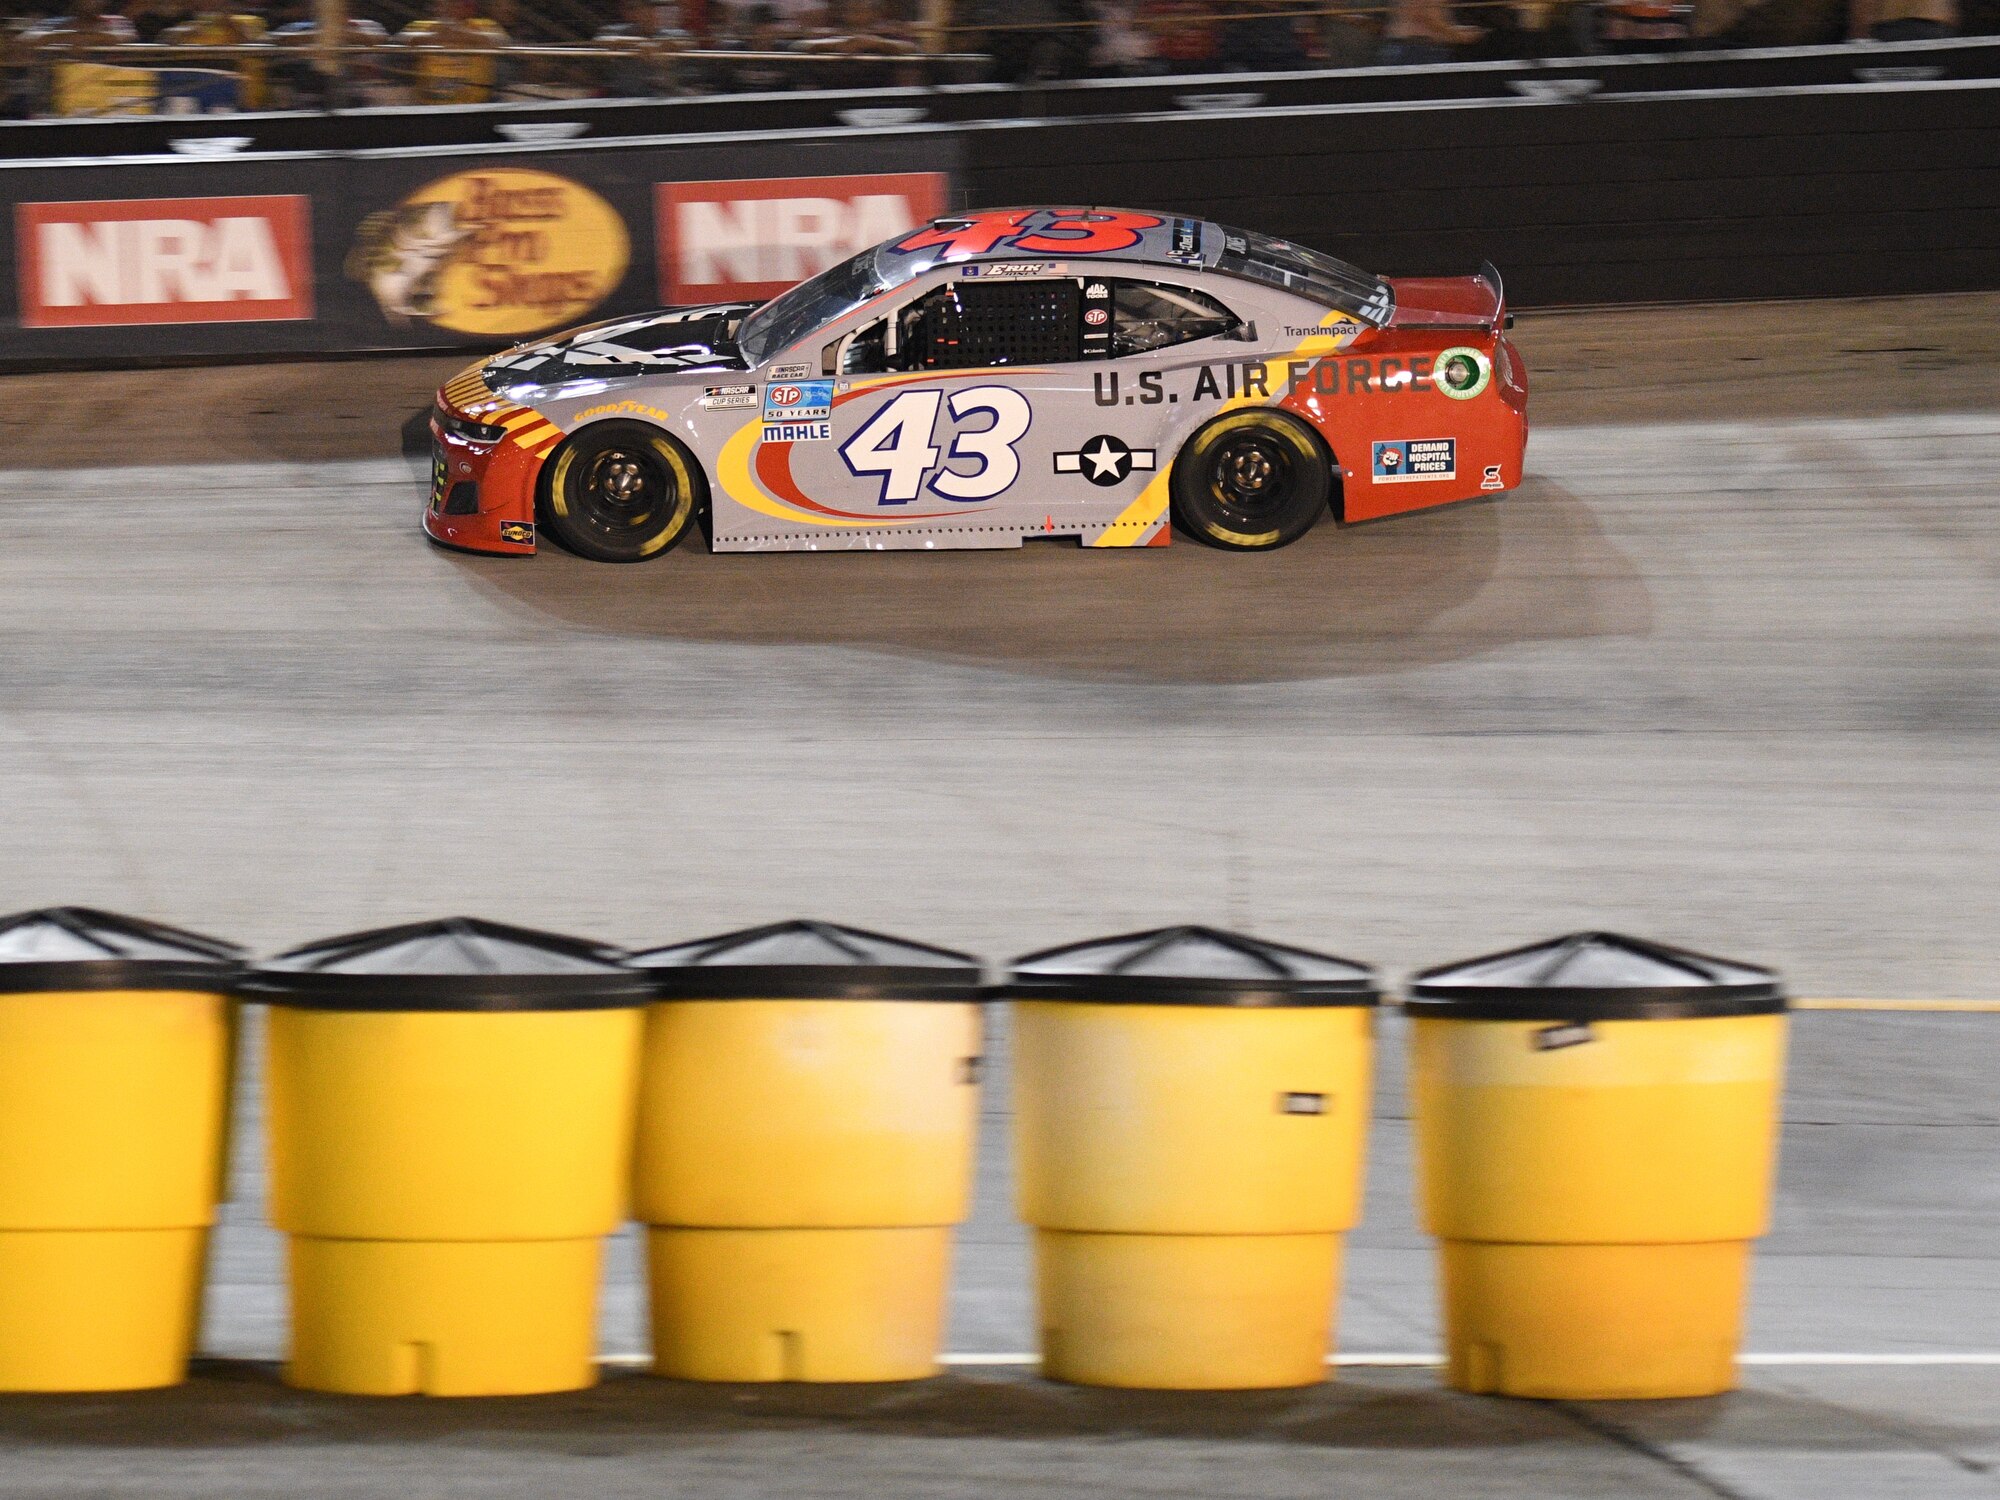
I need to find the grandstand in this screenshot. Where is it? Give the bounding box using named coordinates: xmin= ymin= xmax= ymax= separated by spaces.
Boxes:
xmin=3 ymin=0 xmax=1989 ymax=117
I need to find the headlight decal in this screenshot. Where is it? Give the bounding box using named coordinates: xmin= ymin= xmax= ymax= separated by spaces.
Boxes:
xmin=435 ymin=404 xmax=507 ymax=444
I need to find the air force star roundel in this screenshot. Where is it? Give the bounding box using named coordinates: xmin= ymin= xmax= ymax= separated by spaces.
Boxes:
xmin=1054 ymin=435 xmax=1157 ymax=487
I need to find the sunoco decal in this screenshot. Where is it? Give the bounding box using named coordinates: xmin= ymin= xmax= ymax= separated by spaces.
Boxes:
xmin=347 ymin=168 xmax=630 ymax=337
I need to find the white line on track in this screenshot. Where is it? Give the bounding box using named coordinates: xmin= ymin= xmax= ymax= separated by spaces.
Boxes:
xmin=1792 ymin=999 xmax=2000 ymax=1013
xmin=597 ymin=1352 xmax=2000 ymax=1370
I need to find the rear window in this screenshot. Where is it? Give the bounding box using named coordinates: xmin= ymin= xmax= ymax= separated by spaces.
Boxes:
xmin=1106 ymin=279 xmax=1239 ymax=358
xmin=1215 ymin=226 xmax=1393 ymax=326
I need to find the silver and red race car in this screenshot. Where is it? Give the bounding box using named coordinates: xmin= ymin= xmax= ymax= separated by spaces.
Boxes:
xmin=427 ymin=206 xmax=1527 ymax=559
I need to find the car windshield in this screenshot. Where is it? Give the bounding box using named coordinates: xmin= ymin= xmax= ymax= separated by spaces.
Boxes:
xmin=737 ymin=249 xmax=884 ymax=366
xmin=1215 ymin=226 xmax=1394 ymax=326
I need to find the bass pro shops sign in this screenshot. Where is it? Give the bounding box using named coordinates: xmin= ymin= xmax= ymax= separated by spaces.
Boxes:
xmin=346 ymin=167 xmax=629 ymax=339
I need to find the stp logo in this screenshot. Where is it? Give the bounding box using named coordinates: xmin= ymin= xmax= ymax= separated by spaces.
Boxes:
xmin=769 ymin=385 xmax=806 ymax=407
xmin=657 ymin=172 xmax=947 ymax=304
xmin=17 ymin=195 xmax=313 ymax=328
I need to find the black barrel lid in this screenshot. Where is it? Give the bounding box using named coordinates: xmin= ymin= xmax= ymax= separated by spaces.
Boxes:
xmin=1403 ymin=931 xmax=1786 ymax=1021
xmin=1002 ymin=925 xmax=1379 ymax=1007
xmin=627 ymin=920 xmax=983 ymax=1001
xmin=0 ymin=907 xmax=243 ymax=992
xmin=240 ymin=916 xmax=651 ymax=1011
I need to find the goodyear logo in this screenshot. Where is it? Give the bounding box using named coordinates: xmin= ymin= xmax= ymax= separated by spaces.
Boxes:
xmin=347 ymin=167 xmax=629 ymax=338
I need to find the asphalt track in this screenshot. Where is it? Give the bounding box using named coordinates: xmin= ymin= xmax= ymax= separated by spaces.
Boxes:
xmin=0 ymin=293 xmax=1995 ymax=1497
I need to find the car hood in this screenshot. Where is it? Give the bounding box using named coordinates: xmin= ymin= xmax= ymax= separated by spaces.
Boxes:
xmin=482 ymin=303 xmax=755 ymax=391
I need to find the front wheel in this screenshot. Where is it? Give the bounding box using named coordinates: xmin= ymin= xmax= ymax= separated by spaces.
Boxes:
xmin=1170 ymin=410 xmax=1331 ymax=551
xmin=540 ymin=421 xmax=703 ymax=563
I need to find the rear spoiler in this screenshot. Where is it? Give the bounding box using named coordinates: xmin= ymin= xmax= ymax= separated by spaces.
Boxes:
xmin=1381 ymin=264 xmax=1513 ymax=333
xmin=1478 ymin=261 xmax=1511 ymax=331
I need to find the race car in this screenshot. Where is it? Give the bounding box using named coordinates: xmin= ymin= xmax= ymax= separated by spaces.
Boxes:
xmin=427 ymin=207 xmax=1528 ymax=559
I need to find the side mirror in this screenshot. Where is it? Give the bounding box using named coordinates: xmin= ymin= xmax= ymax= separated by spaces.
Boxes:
xmin=1228 ymin=320 xmax=1259 ymax=342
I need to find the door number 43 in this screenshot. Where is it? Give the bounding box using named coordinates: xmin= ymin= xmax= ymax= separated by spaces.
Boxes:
xmin=838 ymin=386 xmax=1031 ymax=505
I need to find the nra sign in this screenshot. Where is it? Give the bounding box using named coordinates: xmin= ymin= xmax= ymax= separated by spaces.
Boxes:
xmin=657 ymin=172 xmax=947 ymax=305
xmin=17 ymin=195 xmax=313 ymax=328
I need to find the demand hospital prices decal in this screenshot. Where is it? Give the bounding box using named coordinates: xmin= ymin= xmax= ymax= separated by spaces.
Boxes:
xmin=345 ymin=166 xmax=630 ymax=339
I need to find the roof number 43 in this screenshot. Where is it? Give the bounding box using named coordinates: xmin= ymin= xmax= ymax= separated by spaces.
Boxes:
xmin=839 ymin=387 xmax=1031 ymax=505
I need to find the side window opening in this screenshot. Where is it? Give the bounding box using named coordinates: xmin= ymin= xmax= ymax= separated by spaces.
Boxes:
xmin=1109 ymin=280 xmax=1240 ymax=358
xmin=839 ymin=275 xmax=1241 ymax=376
xmin=893 ymin=278 xmax=1083 ymax=371
xmin=838 ymin=320 xmax=888 ymax=375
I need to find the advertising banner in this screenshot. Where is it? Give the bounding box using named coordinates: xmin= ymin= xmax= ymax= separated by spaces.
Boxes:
xmin=0 ymin=131 xmax=959 ymax=365
xmin=18 ymin=193 xmax=312 ymax=328
xmin=657 ymin=171 xmax=948 ymax=305
xmin=52 ymin=62 xmax=242 ymax=118
xmin=342 ymin=165 xmax=633 ymax=342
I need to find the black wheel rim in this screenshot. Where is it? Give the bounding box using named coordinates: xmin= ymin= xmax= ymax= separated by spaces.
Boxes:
xmin=575 ymin=444 xmax=674 ymax=542
xmin=1206 ymin=432 xmax=1296 ymax=528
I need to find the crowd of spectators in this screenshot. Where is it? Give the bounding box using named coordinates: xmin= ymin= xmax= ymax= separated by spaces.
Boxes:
xmin=0 ymin=0 xmax=1986 ymax=117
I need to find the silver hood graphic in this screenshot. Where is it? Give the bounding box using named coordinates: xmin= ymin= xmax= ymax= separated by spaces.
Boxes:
xmin=483 ymin=304 xmax=756 ymax=391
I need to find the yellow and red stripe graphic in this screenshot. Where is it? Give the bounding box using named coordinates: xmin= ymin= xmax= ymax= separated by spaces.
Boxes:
xmin=440 ymin=365 xmax=564 ymax=460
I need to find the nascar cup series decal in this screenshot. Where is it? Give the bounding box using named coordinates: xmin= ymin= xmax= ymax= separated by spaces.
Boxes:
xmin=1372 ymin=439 xmax=1457 ymax=482
xmin=347 ymin=167 xmax=629 ymax=337
xmin=762 ymin=380 xmax=833 ymax=443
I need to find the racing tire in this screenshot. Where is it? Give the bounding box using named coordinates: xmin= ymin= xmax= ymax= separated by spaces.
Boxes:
xmin=540 ymin=421 xmax=704 ymax=563
xmin=1169 ymin=410 xmax=1331 ymax=551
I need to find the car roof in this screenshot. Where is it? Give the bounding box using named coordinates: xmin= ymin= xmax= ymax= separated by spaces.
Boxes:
xmin=867 ymin=208 xmax=1392 ymax=326
xmin=869 ymin=208 xmax=1222 ymax=291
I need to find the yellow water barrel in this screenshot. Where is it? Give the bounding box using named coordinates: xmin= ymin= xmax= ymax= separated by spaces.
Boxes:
xmin=0 ymin=907 xmax=241 ymax=1391
xmin=1406 ymin=931 xmax=1789 ymax=1399
xmin=248 ymin=917 xmax=649 ymax=1397
xmin=629 ymin=921 xmax=984 ymax=1383
xmin=1005 ymin=926 xmax=1380 ymax=1389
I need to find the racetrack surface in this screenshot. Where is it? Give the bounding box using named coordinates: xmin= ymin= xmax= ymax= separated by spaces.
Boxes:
xmin=0 ymin=293 xmax=1995 ymax=1498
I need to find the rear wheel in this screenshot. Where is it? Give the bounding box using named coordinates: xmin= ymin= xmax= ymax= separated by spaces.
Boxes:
xmin=540 ymin=421 xmax=702 ymax=563
xmin=1170 ymin=410 xmax=1330 ymax=551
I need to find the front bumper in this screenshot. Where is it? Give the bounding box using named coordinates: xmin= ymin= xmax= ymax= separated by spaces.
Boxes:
xmin=422 ymin=415 xmax=541 ymax=554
